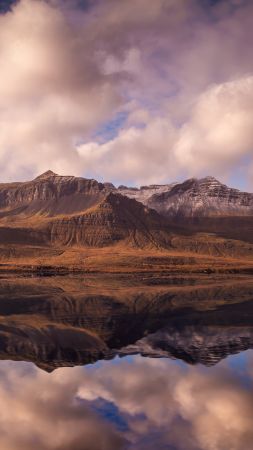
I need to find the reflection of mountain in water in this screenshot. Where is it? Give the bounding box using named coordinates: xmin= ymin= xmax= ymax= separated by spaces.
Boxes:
xmin=0 ymin=276 xmax=252 ymax=370
xmin=120 ymin=325 xmax=253 ymax=366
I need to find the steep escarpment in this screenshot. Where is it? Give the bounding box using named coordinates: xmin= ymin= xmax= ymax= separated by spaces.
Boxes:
xmin=118 ymin=183 xmax=177 ymax=204
xmin=118 ymin=177 xmax=253 ymax=244
xmin=0 ymin=170 xmax=113 ymax=217
xmin=0 ymin=172 xmax=173 ymax=250
xmin=119 ymin=177 xmax=253 ymax=218
xmin=48 ymin=192 xmax=172 ymax=248
xmin=145 ymin=177 xmax=253 ymax=217
xmin=1 ymin=172 xmax=253 ymax=222
xmin=0 ymin=171 xmax=252 ymax=255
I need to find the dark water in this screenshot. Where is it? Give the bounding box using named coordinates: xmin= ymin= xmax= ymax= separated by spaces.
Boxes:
xmin=0 ymin=275 xmax=253 ymax=449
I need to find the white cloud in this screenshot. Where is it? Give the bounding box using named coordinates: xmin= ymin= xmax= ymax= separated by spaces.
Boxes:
xmin=78 ymin=76 xmax=253 ymax=185
xmin=77 ymin=118 xmax=178 ymax=184
xmin=0 ymin=0 xmax=253 ymax=185
xmin=0 ymin=0 xmax=121 ymax=181
xmin=174 ymin=76 xmax=253 ymax=175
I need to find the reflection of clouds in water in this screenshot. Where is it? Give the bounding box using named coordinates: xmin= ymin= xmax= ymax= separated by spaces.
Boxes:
xmin=0 ymin=355 xmax=253 ymax=449
xmin=79 ymin=356 xmax=253 ymax=450
xmin=0 ymin=361 xmax=125 ymax=450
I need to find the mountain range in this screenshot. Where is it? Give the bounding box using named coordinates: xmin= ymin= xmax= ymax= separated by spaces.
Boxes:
xmin=119 ymin=176 xmax=253 ymax=217
xmin=0 ymin=170 xmax=252 ymax=269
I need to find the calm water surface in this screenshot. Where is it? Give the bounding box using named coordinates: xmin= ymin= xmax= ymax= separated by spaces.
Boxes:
xmin=0 ymin=275 xmax=252 ymax=450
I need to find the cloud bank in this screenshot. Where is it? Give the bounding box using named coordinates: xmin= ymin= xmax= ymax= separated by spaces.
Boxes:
xmin=0 ymin=0 xmax=253 ymax=186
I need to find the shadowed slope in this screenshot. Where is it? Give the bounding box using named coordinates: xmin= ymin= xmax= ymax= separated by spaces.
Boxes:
xmin=48 ymin=192 xmax=172 ymax=248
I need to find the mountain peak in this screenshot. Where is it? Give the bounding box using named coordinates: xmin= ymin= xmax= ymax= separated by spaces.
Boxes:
xmin=35 ymin=170 xmax=58 ymax=180
xmin=199 ymin=176 xmax=222 ymax=184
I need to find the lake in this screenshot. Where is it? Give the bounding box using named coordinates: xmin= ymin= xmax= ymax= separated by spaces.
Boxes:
xmin=0 ymin=274 xmax=252 ymax=449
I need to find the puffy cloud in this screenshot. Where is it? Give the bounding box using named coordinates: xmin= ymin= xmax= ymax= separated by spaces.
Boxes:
xmin=0 ymin=0 xmax=121 ymax=180
xmin=175 ymin=76 xmax=253 ymax=176
xmin=77 ymin=118 xmax=178 ymax=185
xmin=0 ymin=0 xmax=253 ymax=185
xmin=78 ymin=76 xmax=253 ymax=185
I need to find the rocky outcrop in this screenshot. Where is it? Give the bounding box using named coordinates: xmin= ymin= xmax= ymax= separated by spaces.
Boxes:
xmin=0 ymin=171 xmax=252 ymax=251
xmin=1 ymin=172 xmax=253 ymax=220
xmin=118 ymin=183 xmax=177 ymax=205
xmin=118 ymin=177 xmax=253 ymax=244
xmin=48 ymin=192 xmax=172 ymax=248
xmin=0 ymin=172 xmax=174 ymax=249
xmin=121 ymin=176 xmax=253 ymax=218
xmin=0 ymin=171 xmax=113 ymax=217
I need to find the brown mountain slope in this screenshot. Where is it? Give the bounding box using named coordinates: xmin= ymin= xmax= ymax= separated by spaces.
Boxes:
xmin=120 ymin=176 xmax=253 ymax=243
xmin=120 ymin=176 xmax=253 ymax=218
xmin=47 ymin=192 xmax=172 ymax=248
xmin=0 ymin=172 xmax=253 ymax=267
xmin=0 ymin=170 xmax=114 ymax=218
xmin=0 ymin=171 xmax=172 ymax=249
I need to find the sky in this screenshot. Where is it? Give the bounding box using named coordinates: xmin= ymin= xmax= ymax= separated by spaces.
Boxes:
xmin=0 ymin=0 xmax=253 ymax=189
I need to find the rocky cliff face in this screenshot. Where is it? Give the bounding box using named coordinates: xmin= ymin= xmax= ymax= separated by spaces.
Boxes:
xmin=48 ymin=192 xmax=172 ymax=248
xmin=118 ymin=183 xmax=177 ymax=204
xmin=1 ymin=172 xmax=252 ymax=220
xmin=120 ymin=176 xmax=253 ymax=218
xmin=0 ymin=171 xmax=173 ymax=249
xmin=0 ymin=171 xmax=252 ymax=250
xmin=0 ymin=170 xmax=113 ymax=217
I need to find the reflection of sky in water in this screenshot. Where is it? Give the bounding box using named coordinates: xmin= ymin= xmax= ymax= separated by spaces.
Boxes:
xmin=90 ymin=398 xmax=130 ymax=432
xmin=0 ymin=352 xmax=253 ymax=450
